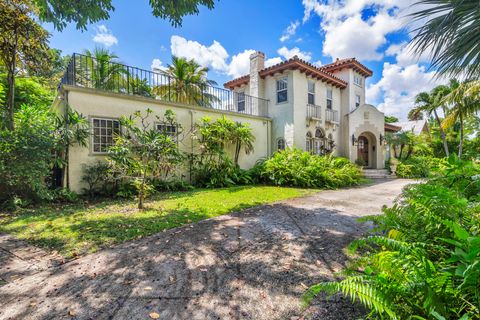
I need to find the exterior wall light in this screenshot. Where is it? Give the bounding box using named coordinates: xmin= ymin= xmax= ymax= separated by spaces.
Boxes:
xmin=351 ymin=134 xmax=358 ymax=146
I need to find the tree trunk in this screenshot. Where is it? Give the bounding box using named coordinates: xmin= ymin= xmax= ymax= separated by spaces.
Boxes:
xmin=138 ymin=182 xmax=144 ymax=210
xmin=405 ymin=145 xmax=414 ymax=160
xmin=458 ymin=112 xmax=464 ymax=158
xmin=399 ymin=144 xmax=404 ymax=160
xmin=234 ymin=142 xmax=241 ymax=165
xmin=433 ymin=109 xmax=449 ymax=156
xmin=5 ymin=28 xmax=19 ymax=131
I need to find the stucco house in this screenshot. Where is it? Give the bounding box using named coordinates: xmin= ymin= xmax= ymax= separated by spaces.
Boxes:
xmin=54 ymin=51 xmax=387 ymax=193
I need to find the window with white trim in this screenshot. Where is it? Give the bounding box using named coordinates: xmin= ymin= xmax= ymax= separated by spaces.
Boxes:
xmin=92 ymin=118 xmax=120 ymax=153
xmin=277 ymin=138 xmax=286 ymax=151
xmin=237 ymin=91 xmax=246 ymax=112
xmin=306 ymin=131 xmax=313 ymax=153
xmin=326 ymin=89 xmax=333 ymax=109
xmin=156 ymin=123 xmax=178 ymax=141
xmin=354 ymin=75 xmax=362 ymax=87
xmin=307 ymin=81 xmax=315 ymax=105
xmin=276 ymin=77 xmax=288 ymax=103
xmin=355 ymin=94 xmax=361 ymax=108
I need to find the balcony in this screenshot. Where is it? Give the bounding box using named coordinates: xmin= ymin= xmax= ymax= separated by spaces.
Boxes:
xmin=306 ymin=104 xmax=322 ymax=120
xmin=325 ymin=109 xmax=339 ymax=123
xmin=60 ymin=53 xmax=270 ymax=118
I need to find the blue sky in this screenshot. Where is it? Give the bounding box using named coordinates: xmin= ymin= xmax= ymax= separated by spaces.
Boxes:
xmin=45 ymin=0 xmax=441 ymax=120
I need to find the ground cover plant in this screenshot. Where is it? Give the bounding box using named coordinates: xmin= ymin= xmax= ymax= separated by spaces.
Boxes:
xmin=306 ymin=156 xmax=480 ymax=319
xmin=0 ymin=186 xmax=312 ymax=258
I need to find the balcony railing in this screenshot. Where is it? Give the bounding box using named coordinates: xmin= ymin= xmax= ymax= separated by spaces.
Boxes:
xmin=60 ymin=53 xmax=269 ymax=118
xmin=325 ymin=109 xmax=339 ymax=123
xmin=306 ymin=103 xmax=322 ymax=120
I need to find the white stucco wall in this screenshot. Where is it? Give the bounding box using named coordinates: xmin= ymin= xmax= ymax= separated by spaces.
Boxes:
xmin=59 ymin=86 xmax=271 ymax=193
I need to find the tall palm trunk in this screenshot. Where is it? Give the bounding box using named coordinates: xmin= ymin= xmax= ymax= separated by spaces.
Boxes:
xmin=458 ymin=112 xmax=464 ymax=158
xmin=433 ymin=109 xmax=449 ymax=156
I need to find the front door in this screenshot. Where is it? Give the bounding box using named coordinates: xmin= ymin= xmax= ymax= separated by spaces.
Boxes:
xmin=357 ymin=136 xmax=369 ymax=167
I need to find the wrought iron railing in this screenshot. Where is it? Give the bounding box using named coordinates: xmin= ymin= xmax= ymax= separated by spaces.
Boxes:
xmin=60 ymin=53 xmax=270 ymax=118
xmin=306 ymin=104 xmax=322 ymax=119
xmin=325 ymin=109 xmax=339 ymax=123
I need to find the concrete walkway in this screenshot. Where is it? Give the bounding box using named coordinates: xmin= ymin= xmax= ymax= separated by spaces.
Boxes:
xmin=0 ymin=179 xmax=412 ymax=320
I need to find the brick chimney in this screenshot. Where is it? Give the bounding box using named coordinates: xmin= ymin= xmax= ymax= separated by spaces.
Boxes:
xmin=249 ymin=51 xmax=265 ymax=98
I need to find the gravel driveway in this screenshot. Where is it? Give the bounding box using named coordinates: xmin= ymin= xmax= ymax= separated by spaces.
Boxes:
xmin=0 ymin=179 xmax=412 ymax=320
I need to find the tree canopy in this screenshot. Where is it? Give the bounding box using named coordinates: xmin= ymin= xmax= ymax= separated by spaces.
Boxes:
xmin=33 ymin=0 xmax=217 ymax=30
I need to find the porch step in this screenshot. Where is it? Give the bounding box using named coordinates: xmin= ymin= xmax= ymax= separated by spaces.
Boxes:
xmin=362 ymin=169 xmax=395 ymax=179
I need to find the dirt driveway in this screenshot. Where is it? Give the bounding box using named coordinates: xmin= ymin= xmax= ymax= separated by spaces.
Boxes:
xmin=0 ymin=179 xmax=412 ymax=320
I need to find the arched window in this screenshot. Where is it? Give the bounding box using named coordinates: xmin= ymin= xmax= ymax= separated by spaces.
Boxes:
xmin=306 ymin=131 xmax=313 ymax=153
xmin=314 ymin=128 xmax=327 ymax=155
xmin=327 ymin=133 xmax=334 ymax=153
xmin=277 ymin=138 xmax=286 ymax=151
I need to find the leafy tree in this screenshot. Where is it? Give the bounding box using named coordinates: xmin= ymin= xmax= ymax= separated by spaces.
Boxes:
xmin=79 ymin=48 xmax=127 ymax=90
xmin=0 ymin=0 xmax=50 ymax=130
xmin=108 ymin=109 xmax=184 ymax=209
xmin=33 ymin=0 xmax=216 ymax=30
xmin=410 ymin=0 xmax=480 ymax=78
xmin=442 ymin=80 xmax=480 ymax=157
xmin=27 ymin=49 xmax=71 ymax=87
xmin=153 ymin=56 xmax=220 ymax=107
xmin=0 ymin=74 xmax=55 ymax=111
xmin=384 ymin=115 xmax=399 ymax=123
xmin=410 ymin=82 xmax=457 ymax=156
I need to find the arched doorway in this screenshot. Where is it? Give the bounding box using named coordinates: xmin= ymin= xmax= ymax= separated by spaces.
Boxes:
xmin=357 ymin=132 xmax=377 ymax=168
xmin=357 ymin=136 xmax=369 ymax=166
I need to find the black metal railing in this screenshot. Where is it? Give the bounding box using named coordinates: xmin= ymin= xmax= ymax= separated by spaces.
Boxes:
xmin=306 ymin=104 xmax=322 ymax=119
xmin=61 ymin=53 xmax=269 ymax=117
xmin=325 ymin=109 xmax=339 ymax=123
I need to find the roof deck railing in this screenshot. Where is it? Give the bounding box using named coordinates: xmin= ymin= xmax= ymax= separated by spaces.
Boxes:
xmin=60 ymin=53 xmax=269 ymax=118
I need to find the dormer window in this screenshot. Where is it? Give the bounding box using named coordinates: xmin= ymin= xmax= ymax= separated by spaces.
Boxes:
xmin=307 ymin=81 xmax=315 ymax=105
xmin=276 ymin=77 xmax=288 ymax=104
xmin=326 ymin=89 xmax=333 ymax=109
xmin=354 ymin=75 xmax=362 ymax=87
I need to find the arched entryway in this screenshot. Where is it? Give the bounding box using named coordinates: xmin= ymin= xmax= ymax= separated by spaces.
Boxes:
xmin=357 ymin=132 xmax=377 ymax=168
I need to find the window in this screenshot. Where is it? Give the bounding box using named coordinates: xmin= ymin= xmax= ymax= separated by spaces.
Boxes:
xmin=92 ymin=118 xmax=120 ymax=153
xmin=277 ymin=138 xmax=286 ymax=151
xmin=355 ymin=94 xmax=361 ymax=108
xmin=354 ymin=75 xmax=362 ymax=87
xmin=307 ymin=81 xmax=315 ymax=105
xmin=306 ymin=131 xmax=313 ymax=153
xmin=157 ymin=123 xmax=178 ymax=141
xmin=276 ymin=77 xmax=288 ymax=103
xmin=314 ymin=128 xmax=327 ymax=155
xmin=237 ymin=91 xmax=246 ymax=112
xmin=326 ymin=89 xmax=333 ymax=109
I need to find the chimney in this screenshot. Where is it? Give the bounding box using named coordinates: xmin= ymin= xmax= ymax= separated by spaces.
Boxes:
xmin=249 ymin=51 xmax=265 ymax=98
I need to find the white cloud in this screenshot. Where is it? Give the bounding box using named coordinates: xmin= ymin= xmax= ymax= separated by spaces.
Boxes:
xmin=169 ymin=36 xmax=285 ymax=78
xmin=93 ymin=25 xmax=118 ymax=47
xmin=385 ymin=41 xmax=431 ymax=67
xmin=170 ymin=35 xmax=229 ymax=72
xmin=313 ymin=60 xmax=322 ymax=67
xmin=367 ymin=62 xmax=443 ymax=119
xmin=277 ymin=46 xmax=312 ymax=61
xmin=151 ymin=58 xmax=166 ymax=71
xmin=302 ymin=0 xmax=417 ymax=61
xmin=280 ymin=20 xmax=300 ymax=42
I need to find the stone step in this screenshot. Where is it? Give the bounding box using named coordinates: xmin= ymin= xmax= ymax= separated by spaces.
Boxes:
xmin=362 ymin=169 xmax=395 ymax=179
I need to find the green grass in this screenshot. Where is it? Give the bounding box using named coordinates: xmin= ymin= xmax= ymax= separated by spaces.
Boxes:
xmin=0 ymin=186 xmax=312 ymax=258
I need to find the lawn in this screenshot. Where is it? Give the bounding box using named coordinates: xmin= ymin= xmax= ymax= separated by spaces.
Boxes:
xmin=0 ymin=186 xmax=312 ymax=258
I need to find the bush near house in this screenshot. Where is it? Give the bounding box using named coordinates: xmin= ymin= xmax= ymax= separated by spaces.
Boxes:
xmin=259 ymin=148 xmax=363 ymax=189
xmin=306 ymin=156 xmax=480 ymax=319
xmin=395 ymin=156 xmax=448 ymax=178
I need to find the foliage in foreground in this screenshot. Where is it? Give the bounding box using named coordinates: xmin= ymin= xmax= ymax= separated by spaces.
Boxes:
xmin=260 ymin=148 xmax=363 ymax=189
xmin=307 ymin=156 xmax=480 ymax=319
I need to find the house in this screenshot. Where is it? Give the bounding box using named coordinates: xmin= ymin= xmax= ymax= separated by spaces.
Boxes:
xmin=391 ymin=120 xmax=429 ymax=136
xmin=53 ymin=51 xmax=386 ymax=193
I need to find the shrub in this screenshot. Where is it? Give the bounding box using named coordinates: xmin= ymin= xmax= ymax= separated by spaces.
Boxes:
xmin=308 ymin=159 xmax=480 ymax=319
xmin=81 ymin=161 xmax=120 ymax=198
xmin=395 ymin=156 xmax=447 ymax=178
xmin=260 ymin=148 xmax=362 ymax=188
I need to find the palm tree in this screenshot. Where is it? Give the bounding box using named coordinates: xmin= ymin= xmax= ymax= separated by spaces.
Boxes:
xmin=409 ymin=0 xmax=480 ymax=79
xmin=409 ymin=83 xmax=454 ymax=156
xmin=152 ymin=56 xmax=220 ymax=107
xmin=231 ymin=122 xmax=255 ymax=165
xmin=79 ymin=48 xmax=126 ymax=91
xmin=442 ymin=80 xmax=480 ymax=157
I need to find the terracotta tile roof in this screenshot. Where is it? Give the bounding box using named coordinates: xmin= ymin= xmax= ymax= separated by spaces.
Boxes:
xmin=320 ymin=58 xmax=373 ymax=77
xmin=384 ymin=123 xmax=402 ymax=132
xmin=224 ymin=56 xmax=348 ymax=90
